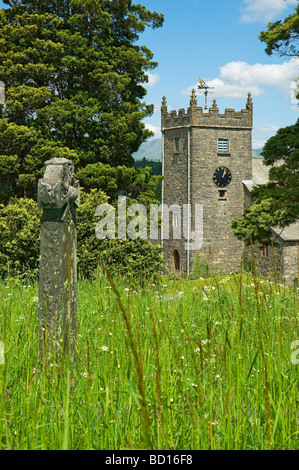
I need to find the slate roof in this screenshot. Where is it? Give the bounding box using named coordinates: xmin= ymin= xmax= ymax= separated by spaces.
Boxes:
xmin=271 ymin=223 xmax=299 ymax=241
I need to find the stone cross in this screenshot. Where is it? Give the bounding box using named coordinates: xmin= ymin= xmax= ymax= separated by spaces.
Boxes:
xmin=37 ymin=158 xmax=79 ymax=357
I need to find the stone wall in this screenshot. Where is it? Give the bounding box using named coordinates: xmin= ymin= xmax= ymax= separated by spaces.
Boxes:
xmin=283 ymin=243 xmax=299 ymax=284
xmin=243 ymin=185 xmax=252 ymax=211
xmin=162 ymin=127 xmax=189 ymax=274
xmin=162 ymin=105 xmax=252 ymax=130
xmin=243 ymin=241 xmax=299 ymax=285
xmin=244 ymin=243 xmax=284 ymax=280
xmin=189 ymin=125 xmax=252 ymax=274
xmin=161 ymin=96 xmax=253 ymax=276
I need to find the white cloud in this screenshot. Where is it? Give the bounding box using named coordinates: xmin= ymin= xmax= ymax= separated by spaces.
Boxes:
xmin=240 ymin=0 xmax=297 ymax=23
xmin=190 ymin=78 xmax=263 ymax=99
xmin=144 ymin=72 xmax=160 ymax=87
xmin=253 ymin=125 xmax=280 ymax=148
xmin=255 ymin=125 xmax=280 ymax=133
xmin=182 ymin=59 xmax=299 ymax=102
xmin=145 ymin=123 xmax=161 ymax=137
xmin=290 ymin=79 xmax=299 ymax=110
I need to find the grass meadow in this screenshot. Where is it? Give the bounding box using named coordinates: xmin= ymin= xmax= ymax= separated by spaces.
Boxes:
xmin=0 ymin=271 xmax=298 ymax=450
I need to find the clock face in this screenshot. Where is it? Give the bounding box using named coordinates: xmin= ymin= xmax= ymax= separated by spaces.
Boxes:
xmin=212 ymin=166 xmax=232 ymax=188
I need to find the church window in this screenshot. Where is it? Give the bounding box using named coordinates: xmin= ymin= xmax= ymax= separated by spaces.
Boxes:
xmin=173 ymin=212 xmax=179 ymax=228
xmin=218 ymin=138 xmax=228 ymax=153
xmin=218 ymin=190 xmax=227 ymax=200
xmin=260 ymin=245 xmax=269 ymax=258
xmin=173 ymin=249 xmax=181 ymax=272
xmin=175 ymin=138 xmax=180 ymax=153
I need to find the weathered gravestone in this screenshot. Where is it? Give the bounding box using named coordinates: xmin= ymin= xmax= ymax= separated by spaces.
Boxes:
xmin=37 ymin=158 xmax=79 ymax=357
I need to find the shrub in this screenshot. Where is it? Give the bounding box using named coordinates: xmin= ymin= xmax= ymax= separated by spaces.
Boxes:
xmin=0 ymin=190 xmax=163 ymax=283
xmin=0 ymin=198 xmax=41 ymax=277
xmin=77 ymin=189 xmax=163 ymax=283
xmin=192 ymin=254 xmax=210 ymax=279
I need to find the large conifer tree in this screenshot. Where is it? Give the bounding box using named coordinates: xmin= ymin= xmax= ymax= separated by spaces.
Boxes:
xmin=0 ymin=0 xmax=163 ymax=200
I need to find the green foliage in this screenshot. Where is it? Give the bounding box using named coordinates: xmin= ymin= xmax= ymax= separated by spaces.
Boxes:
xmin=0 ymin=154 xmax=19 ymax=201
xmin=0 ymin=197 xmax=41 ymax=276
xmin=231 ymin=199 xmax=285 ymax=245
xmin=0 ymin=118 xmax=78 ymax=201
xmin=0 ymin=0 xmax=164 ymax=279
xmin=191 ymin=254 xmax=210 ymax=279
xmin=241 ymin=251 xmax=254 ymax=274
xmin=0 ymin=190 xmax=163 ymax=282
xmin=133 ymin=159 xmax=162 ymax=201
xmin=0 ymin=0 xmax=164 ymax=183
xmin=77 ymin=189 xmax=163 ymax=283
xmin=77 ymin=162 xmax=162 ymax=206
xmin=259 ymin=3 xmax=299 ymax=99
xmin=252 ymin=119 xmax=299 ymax=226
xmin=134 ymin=158 xmax=162 ymax=176
xmin=232 ymin=119 xmax=299 ymax=243
xmin=92 ymin=238 xmax=162 ymax=283
xmin=259 ymin=3 xmax=299 ymax=57
xmin=0 ymin=275 xmax=298 ymax=449
xmin=235 ymin=9 xmax=299 ymax=245
xmin=260 ymin=118 xmax=299 ymax=165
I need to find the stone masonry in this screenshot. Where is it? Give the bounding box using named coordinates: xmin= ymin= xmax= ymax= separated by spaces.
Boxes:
xmin=161 ymin=91 xmax=253 ymax=275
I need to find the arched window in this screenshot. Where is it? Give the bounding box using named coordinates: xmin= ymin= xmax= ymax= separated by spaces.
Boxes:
xmin=173 ymin=249 xmax=180 ymax=272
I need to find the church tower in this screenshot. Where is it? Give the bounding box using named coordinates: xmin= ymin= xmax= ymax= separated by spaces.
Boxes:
xmin=161 ymin=91 xmax=253 ymax=275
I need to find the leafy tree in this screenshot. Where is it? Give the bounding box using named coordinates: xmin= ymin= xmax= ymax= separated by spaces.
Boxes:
xmin=0 ymin=1 xmax=164 ymax=278
xmin=251 ymin=119 xmax=299 ymax=223
xmin=77 ymin=162 xmax=161 ymax=205
xmin=0 ymin=118 xmax=78 ymax=202
xmin=232 ymin=6 xmax=299 ymax=245
xmin=259 ymin=3 xmax=299 ymax=57
xmin=232 ymin=119 xmax=299 ymax=243
xmin=259 ymin=2 xmax=299 ymax=99
xmin=231 ymin=199 xmax=285 ymax=244
xmin=0 ymin=0 xmax=164 ymax=198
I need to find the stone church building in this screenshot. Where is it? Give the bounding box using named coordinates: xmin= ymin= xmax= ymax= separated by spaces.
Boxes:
xmin=160 ymin=91 xmax=298 ymax=284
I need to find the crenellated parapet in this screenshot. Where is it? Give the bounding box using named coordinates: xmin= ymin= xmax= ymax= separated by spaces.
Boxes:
xmin=164 ymin=108 xmax=190 ymax=127
xmin=161 ymin=92 xmax=253 ymax=129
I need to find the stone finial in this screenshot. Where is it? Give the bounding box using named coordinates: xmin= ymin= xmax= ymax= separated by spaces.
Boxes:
xmin=161 ymin=96 xmax=167 ymax=112
xmin=246 ymin=92 xmax=253 ymax=110
xmin=37 ymin=158 xmax=79 ymax=359
xmin=212 ymin=99 xmax=218 ymax=109
xmin=161 ymin=96 xmax=168 ymax=128
xmin=246 ymin=92 xmax=253 ymax=127
xmin=189 ymin=89 xmax=197 ymax=125
xmin=190 ymin=89 xmax=197 ymax=106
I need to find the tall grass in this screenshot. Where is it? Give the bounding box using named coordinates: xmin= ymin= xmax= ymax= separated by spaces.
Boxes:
xmin=0 ymin=270 xmax=298 ymax=450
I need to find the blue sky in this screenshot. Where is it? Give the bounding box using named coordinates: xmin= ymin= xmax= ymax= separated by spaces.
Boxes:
xmin=139 ymin=0 xmax=299 ymax=148
xmin=0 ymin=0 xmax=298 ymax=149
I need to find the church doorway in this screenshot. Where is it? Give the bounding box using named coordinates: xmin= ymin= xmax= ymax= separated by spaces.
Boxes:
xmin=173 ymin=249 xmax=181 ymax=273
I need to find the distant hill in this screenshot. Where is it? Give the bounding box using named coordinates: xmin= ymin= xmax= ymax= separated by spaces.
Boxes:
xmin=133 ymin=139 xmax=263 ymax=161
xmin=252 ymin=148 xmax=263 ymax=157
xmin=133 ymin=139 xmax=161 ymax=161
